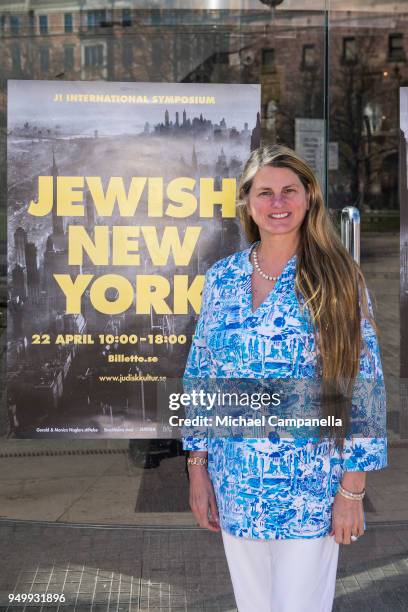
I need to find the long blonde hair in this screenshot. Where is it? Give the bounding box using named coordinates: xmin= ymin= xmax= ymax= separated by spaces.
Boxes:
xmin=237 ymin=144 xmax=375 ymax=442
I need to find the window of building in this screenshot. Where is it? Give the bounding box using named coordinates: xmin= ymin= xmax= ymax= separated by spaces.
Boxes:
xmin=28 ymin=11 xmax=34 ymax=33
xmin=87 ymin=10 xmax=106 ymax=29
xmin=302 ymin=44 xmax=316 ymax=69
xmin=262 ymin=48 xmax=275 ymax=71
xmin=64 ymin=13 xmax=73 ymax=33
xmin=39 ymin=15 xmax=48 ymax=35
xmin=150 ymin=10 xmax=161 ymax=26
xmin=122 ymin=9 xmax=132 ymax=27
xmin=84 ymin=45 xmax=104 ymax=68
xmin=64 ymin=46 xmax=74 ymax=70
xmin=40 ymin=46 xmax=50 ymax=72
xmin=342 ymin=36 xmax=357 ymax=63
xmin=122 ymin=42 xmax=133 ymax=69
xmin=10 ymin=16 xmax=19 ymax=35
xmin=388 ymin=33 xmax=406 ymax=62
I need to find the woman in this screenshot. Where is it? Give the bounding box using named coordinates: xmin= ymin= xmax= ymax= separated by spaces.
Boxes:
xmin=182 ymin=144 xmax=387 ymax=612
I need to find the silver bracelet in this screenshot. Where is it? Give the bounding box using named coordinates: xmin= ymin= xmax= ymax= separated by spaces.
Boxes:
xmin=338 ymin=483 xmax=365 ymax=501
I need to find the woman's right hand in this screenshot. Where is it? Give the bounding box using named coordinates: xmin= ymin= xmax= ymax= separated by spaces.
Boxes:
xmin=188 ymin=465 xmax=220 ymax=532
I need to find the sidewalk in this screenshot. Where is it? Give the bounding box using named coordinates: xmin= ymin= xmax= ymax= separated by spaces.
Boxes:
xmin=0 ymin=519 xmax=407 ymax=611
xmin=0 ymin=440 xmax=407 ymax=525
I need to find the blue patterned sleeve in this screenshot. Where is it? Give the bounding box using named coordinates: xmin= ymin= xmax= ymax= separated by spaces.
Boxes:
xmin=341 ymin=287 xmax=388 ymax=472
xmin=181 ymin=268 xmax=214 ymax=452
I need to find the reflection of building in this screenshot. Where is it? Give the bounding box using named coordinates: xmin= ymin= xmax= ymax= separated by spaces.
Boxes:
xmin=9 ymin=150 xmax=83 ymax=331
xmin=85 ymin=189 xmax=95 ymax=230
xmin=8 ymin=296 xmax=25 ymax=337
xmin=11 ymin=264 xmax=26 ymax=301
xmin=1 ymin=4 xmax=406 ymax=210
xmin=51 ymin=150 xmax=64 ymax=236
xmin=153 ymin=106 xmax=252 ymax=144
xmin=24 ymin=242 xmax=40 ymax=303
xmin=7 ymin=311 xmax=86 ymax=426
xmin=14 ymin=226 xmax=27 ymax=266
xmin=55 ymin=313 xmax=86 ymax=361
xmin=9 ymin=363 xmax=64 ymax=414
xmin=43 ymin=253 xmax=69 ymax=312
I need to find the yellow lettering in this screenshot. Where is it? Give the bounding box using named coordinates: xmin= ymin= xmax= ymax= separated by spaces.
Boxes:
xmin=112 ymin=226 xmax=140 ymax=265
xmin=57 ymin=177 xmax=85 ymax=216
xmin=173 ymin=275 xmax=204 ymax=314
xmin=200 ymin=178 xmax=236 ymax=218
xmin=90 ymin=274 xmax=134 ymax=314
xmin=68 ymin=226 xmax=109 ymax=265
xmin=142 ymin=226 xmax=201 ymax=265
xmin=53 ymin=274 xmax=93 ymax=313
xmin=87 ymin=176 xmax=146 ymax=216
xmin=136 ymin=275 xmax=172 ymax=314
xmin=166 ymin=177 xmax=197 ymax=218
xmin=28 ymin=176 xmax=53 ymax=216
xmin=147 ymin=177 xmax=164 ymax=217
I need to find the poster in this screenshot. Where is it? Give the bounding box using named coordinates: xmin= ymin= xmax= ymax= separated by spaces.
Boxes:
xmin=7 ymin=80 xmax=261 ymax=438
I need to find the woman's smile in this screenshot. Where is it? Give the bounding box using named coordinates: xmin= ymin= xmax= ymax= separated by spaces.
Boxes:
xmin=267 ymin=211 xmax=291 ymax=219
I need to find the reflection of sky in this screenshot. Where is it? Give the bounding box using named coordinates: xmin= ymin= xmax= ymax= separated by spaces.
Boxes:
xmin=8 ymin=80 xmax=260 ymax=136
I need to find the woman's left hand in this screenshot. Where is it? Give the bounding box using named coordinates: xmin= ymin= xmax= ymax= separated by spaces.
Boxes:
xmin=330 ymin=493 xmax=365 ymax=545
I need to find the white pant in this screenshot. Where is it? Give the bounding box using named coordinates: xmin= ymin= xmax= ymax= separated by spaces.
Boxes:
xmin=222 ymin=530 xmax=339 ymax=612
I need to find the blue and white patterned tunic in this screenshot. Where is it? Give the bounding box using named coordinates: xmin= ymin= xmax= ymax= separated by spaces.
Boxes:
xmin=182 ymin=241 xmax=387 ymax=540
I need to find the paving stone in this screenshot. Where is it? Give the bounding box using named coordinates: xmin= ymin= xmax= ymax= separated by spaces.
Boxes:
xmin=0 ymin=511 xmax=408 ymax=611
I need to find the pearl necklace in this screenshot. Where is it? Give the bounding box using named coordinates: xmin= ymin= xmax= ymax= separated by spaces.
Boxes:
xmin=252 ymin=244 xmax=279 ymax=281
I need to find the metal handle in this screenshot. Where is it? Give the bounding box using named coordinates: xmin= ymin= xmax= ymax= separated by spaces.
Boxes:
xmin=341 ymin=206 xmax=360 ymax=265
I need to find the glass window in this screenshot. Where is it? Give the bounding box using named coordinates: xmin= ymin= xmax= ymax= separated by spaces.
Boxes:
xmin=64 ymin=45 xmax=74 ymax=71
xmin=64 ymin=13 xmax=73 ymax=33
xmin=6 ymin=0 xmax=407 ymax=527
xmin=302 ymin=44 xmax=316 ymax=69
xmin=261 ymin=48 xmax=275 ymax=72
xmin=388 ymin=33 xmax=406 ymax=62
xmin=87 ymin=10 xmax=106 ymax=29
xmin=122 ymin=8 xmax=132 ymax=27
xmin=342 ymin=36 xmax=357 ymax=63
xmin=328 ymin=8 xmax=403 ymax=446
xmin=28 ymin=10 xmax=34 ymax=33
xmin=39 ymin=15 xmax=48 ymax=35
xmin=84 ymin=44 xmax=104 ymax=68
xmin=10 ymin=16 xmax=19 ymax=36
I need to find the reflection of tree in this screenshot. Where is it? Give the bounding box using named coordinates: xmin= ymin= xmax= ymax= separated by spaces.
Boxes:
xmin=270 ymin=53 xmax=324 ymax=148
xmin=330 ymin=36 xmax=398 ymax=209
